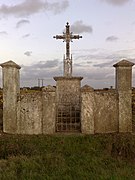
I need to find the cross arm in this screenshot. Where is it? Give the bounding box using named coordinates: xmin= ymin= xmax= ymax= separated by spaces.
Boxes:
xmin=71 ymin=35 xmax=82 ymax=39
xmin=53 ymin=35 xmax=65 ymax=39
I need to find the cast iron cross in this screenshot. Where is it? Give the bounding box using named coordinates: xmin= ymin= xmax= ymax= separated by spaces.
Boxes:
xmin=53 ymin=22 xmax=82 ymax=77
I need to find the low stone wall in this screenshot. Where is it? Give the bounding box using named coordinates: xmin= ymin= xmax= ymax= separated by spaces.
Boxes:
xmin=81 ymin=86 xmax=95 ymax=134
xmin=94 ymin=90 xmax=118 ymax=133
xmin=81 ymin=86 xmax=118 ymax=134
xmin=17 ymin=92 xmax=42 ymax=134
xmin=42 ymin=89 xmax=56 ymax=134
xmin=0 ymin=60 xmax=134 ymax=135
xmin=17 ymin=87 xmax=56 ymax=134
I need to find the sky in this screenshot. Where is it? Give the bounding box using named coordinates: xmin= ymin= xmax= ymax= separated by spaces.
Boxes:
xmin=0 ymin=0 xmax=135 ymax=88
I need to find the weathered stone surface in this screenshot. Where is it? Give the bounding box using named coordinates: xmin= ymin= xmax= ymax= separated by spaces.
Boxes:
xmin=17 ymin=90 xmax=56 ymax=134
xmin=42 ymin=85 xmax=56 ymax=92
xmin=94 ymin=91 xmax=118 ymax=133
xmin=54 ymin=76 xmax=83 ymax=132
xmin=118 ymin=91 xmax=132 ymax=132
xmin=81 ymin=89 xmax=118 ymax=134
xmin=42 ymin=91 xmax=56 ymax=134
xmin=81 ymin=90 xmax=94 ymax=134
xmin=81 ymin=85 xmax=94 ymax=92
xmin=0 ymin=60 xmax=20 ymax=134
xmin=113 ymin=60 xmax=134 ymax=67
xmin=114 ymin=60 xmax=134 ymax=132
xmin=54 ymin=77 xmax=83 ymax=104
xmin=114 ymin=60 xmax=134 ymax=91
xmin=18 ymin=92 xmax=42 ymax=134
xmin=0 ymin=60 xmax=21 ymax=69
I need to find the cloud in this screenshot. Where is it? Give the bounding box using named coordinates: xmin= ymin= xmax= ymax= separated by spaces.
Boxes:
xmin=21 ymin=62 xmax=132 ymax=89
xmin=72 ymin=64 xmax=115 ymax=88
xmin=22 ymin=60 xmax=59 ymax=70
xmin=16 ymin=19 xmax=30 ymax=28
xmin=0 ymin=31 xmax=8 ymax=35
xmin=20 ymin=48 xmax=135 ymax=88
xmin=74 ymin=49 xmax=111 ymax=61
xmin=101 ymin=0 xmax=131 ymax=6
xmin=0 ymin=0 xmax=69 ymax=18
xmin=22 ymin=33 xmax=30 ymax=38
xmin=106 ymin=36 xmax=118 ymax=42
xmin=132 ymin=20 xmax=135 ymax=25
xmin=71 ymin=21 xmax=93 ymax=34
xmin=24 ymin=51 xmax=32 ymax=56
xmin=44 ymin=60 xmax=59 ymax=68
xmin=48 ymin=0 xmax=69 ymax=14
xmin=93 ymin=60 xmax=117 ymax=68
xmin=20 ymin=59 xmax=62 ymax=86
xmin=73 ymin=48 xmax=135 ymax=68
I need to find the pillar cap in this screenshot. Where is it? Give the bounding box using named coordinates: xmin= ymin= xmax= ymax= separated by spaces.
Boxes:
xmin=113 ymin=60 xmax=134 ymax=67
xmin=0 ymin=60 xmax=21 ymax=69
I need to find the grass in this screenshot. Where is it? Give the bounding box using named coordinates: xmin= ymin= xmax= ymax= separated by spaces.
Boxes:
xmin=0 ymin=133 xmax=135 ymax=179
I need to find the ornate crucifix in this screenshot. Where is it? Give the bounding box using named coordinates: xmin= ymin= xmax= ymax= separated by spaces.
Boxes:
xmin=53 ymin=22 xmax=82 ymax=77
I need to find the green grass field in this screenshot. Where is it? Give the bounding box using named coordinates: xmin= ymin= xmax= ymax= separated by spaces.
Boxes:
xmin=0 ymin=133 xmax=135 ymax=180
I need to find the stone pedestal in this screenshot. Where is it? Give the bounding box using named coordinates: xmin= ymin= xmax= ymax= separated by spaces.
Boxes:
xmin=54 ymin=76 xmax=83 ymax=132
xmin=113 ymin=60 xmax=134 ymax=132
xmin=54 ymin=77 xmax=83 ymax=104
xmin=0 ymin=60 xmax=21 ymax=134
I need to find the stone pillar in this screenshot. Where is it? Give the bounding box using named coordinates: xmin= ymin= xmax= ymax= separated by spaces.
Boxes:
xmin=113 ymin=60 xmax=134 ymax=132
xmin=81 ymin=85 xmax=95 ymax=134
xmin=0 ymin=60 xmax=21 ymax=134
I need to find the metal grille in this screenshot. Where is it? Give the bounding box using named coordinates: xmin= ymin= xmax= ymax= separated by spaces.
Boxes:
xmin=56 ymin=103 xmax=81 ymax=132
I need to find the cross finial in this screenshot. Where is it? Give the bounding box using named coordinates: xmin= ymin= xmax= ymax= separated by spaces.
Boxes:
xmin=53 ymin=22 xmax=82 ymax=77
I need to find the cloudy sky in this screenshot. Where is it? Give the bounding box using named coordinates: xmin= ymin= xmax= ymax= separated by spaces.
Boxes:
xmin=0 ymin=0 xmax=135 ymax=88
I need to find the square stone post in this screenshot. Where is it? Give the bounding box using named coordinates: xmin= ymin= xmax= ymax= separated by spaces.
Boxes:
xmin=113 ymin=60 xmax=134 ymax=133
xmin=0 ymin=60 xmax=21 ymax=134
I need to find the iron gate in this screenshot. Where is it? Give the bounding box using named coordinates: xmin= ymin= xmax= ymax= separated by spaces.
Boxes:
xmin=56 ymin=103 xmax=81 ymax=132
